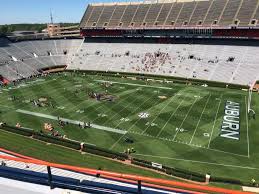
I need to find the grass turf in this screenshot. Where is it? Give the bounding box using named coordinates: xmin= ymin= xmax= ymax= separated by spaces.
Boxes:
xmin=0 ymin=129 xmax=243 ymax=190
xmin=0 ymin=129 xmax=172 ymax=180
xmin=0 ymin=72 xmax=258 ymax=184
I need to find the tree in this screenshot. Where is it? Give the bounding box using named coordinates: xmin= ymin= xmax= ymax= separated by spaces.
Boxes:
xmin=0 ymin=25 xmax=9 ymax=34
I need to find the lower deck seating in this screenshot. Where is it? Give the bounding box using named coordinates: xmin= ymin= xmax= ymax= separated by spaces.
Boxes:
xmin=0 ymin=38 xmax=82 ymax=81
xmin=0 ymin=38 xmax=258 ymax=86
xmin=69 ymin=42 xmax=259 ymax=86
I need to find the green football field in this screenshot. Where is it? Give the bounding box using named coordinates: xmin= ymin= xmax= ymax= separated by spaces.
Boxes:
xmin=0 ymin=72 xmax=258 ymax=182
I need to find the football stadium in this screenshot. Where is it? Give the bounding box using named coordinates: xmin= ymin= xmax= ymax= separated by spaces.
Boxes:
xmin=0 ymin=0 xmax=259 ymax=193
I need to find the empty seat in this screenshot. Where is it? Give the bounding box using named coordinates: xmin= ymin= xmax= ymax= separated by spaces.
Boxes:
xmin=108 ymin=5 xmax=127 ymax=27
xmin=219 ymin=0 xmax=242 ymax=26
xmin=189 ymin=1 xmax=212 ymax=26
xmin=203 ymin=0 xmax=227 ymax=26
xmin=236 ymin=0 xmax=258 ymax=26
xmin=96 ymin=5 xmax=116 ymax=27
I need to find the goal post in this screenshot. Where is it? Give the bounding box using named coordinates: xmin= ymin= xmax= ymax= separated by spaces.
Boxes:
xmin=248 ymin=87 xmax=252 ymax=112
xmin=248 ymin=80 xmax=256 ymax=115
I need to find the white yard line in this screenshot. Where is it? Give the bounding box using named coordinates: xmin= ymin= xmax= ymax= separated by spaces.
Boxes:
xmin=12 ymin=79 xmax=101 ymax=120
xmin=16 ymin=109 xmax=127 ymax=135
xmin=130 ymin=130 xmax=248 ymax=158
xmin=75 ymin=84 xmax=136 ymax=123
xmin=109 ymin=92 xmax=161 ymax=150
xmin=189 ymin=94 xmax=211 ymax=144
xmin=207 ymin=147 xmax=248 ymax=158
xmin=141 ymin=94 xmax=177 ymax=135
xmin=94 ymin=80 xmax=173 ymax=90
xmin=156 ymin=97 xmax=185 ymax=137
xmin=207 ymin=95 xmax=222 ymax=148
xmin=3 ymin=78 xmax=60 ymax=92
xmin=133 ymin=153 xmax=256 ymax=170
xmin=100 ymin=90 xmax=142 ymax=125
xmin=0 ymin=80 xmax=68 ymax=109
xmin=245 ymin=96 xmax=250 ymax=158
xmin=0 ymin=79 xmax=77 ymax=112
xmin=109 ymin=134 xmax=127 ymax=150
xmin=90 ymin=89 xmax=139 ymax=123
xmin=3 ymin=79 xmax=141 ymax=136
xmin=125 ymin=93 xmax=163 ymax=132
xmin=49 ymin=82 xmax=101 ymax=116
xmin=172 ymin=98 xmax=198 ymax=141
xmin=0 ymin=104 xmax=14 ymax=110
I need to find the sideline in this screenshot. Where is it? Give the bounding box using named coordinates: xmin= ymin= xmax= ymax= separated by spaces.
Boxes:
xmin=133 ymin=153 xmax=256 ymax=170
xmin=16 ymin=109 xmax=127 ymax=135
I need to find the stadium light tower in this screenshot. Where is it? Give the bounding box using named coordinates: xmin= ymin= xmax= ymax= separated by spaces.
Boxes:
xmin=50 ymin=9 xmax=54 ymax=24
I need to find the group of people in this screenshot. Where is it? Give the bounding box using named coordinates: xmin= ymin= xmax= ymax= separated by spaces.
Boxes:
xmin=57 ymin=116 xmax=91 ymax=129
xmin=42 ymin=122 xmax=65 ymax=138
xmin=78 ymin=121 xmax=91 ymax=129
xmin=87 ymin=48 xmax=238 ymax=80
xmin=131 ymin=51 xmax=171 ymax=73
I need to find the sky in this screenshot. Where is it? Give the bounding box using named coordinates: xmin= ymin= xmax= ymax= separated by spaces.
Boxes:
xmin=0 ymin=0 xmax=99 ymax=25
xmin=0 ymin=0 xmax=143 ymax=25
